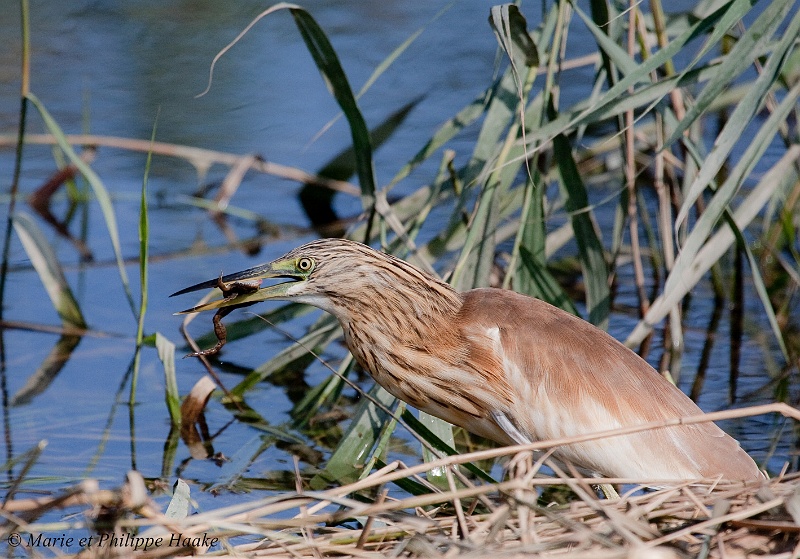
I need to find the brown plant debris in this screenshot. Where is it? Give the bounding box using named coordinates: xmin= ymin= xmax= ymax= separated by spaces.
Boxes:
xmin=2 ymin=458 xmax=798 ymax=559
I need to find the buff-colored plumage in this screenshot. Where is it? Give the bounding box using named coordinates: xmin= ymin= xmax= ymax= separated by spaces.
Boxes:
xmin=177 ymin=238 xmax=762 ymax=482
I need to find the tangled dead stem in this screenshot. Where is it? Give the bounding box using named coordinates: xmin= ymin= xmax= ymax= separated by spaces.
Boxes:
xmin=3 ymin=455 xmax=799 ymax=559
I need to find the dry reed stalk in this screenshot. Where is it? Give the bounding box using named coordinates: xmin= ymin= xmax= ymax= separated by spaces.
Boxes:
xmin=3 ymin=133 xmax=361 ymax=196
xmin=4 ymin=405 xmax=798 ymax=558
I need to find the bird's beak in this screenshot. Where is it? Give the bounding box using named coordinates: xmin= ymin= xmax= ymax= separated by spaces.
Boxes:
xmin=171 ymin=260 xmax=303 ymax=314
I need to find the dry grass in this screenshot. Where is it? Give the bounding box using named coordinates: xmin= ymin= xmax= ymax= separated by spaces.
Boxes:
xmin=3 ymin=441 xmax=798 ymax=558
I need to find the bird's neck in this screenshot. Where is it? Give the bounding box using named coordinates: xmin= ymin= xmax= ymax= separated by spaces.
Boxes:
xmin=337 ymin=279 xmax=463 ymax=348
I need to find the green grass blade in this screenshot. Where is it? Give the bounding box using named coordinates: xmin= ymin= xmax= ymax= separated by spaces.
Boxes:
xmin=156 ymin=332 xmax=181 ymax=427
xmin=316 ymin=99 xmax=420 ymax=182
xmin=303 ymin=99 xmax=420 ymax=228
xmin=451 ymin=58 xmax=531 ymax=290
xmin=387 ymin=86 xmax=492 ymax=191
xmin=489 ymin=4 xmax=539 ymax=78
xmin=552 ymin=132 xmax=610 ymax=327
xmin=725 ymin=213 xmax=789 ymax=361
xmin=401 ymin=410 xmax=495 ymax=484
xmin=518 ymin=246 xmax=579 ymax=316
xmin=25 ymin=92 xmax=136 ymax=319
xmin=310 ymin=383 xmax=398 ymax=489
xmin=450 ymin=179 xmax=501 ymax=291
xmin=131 ymin=116 xmax=157 ymax=407
xmin=138 ymin=118 xmax=156 ymax=348
xmin=469 ymin=75 xmax=518 ymax=176
xmin=398 ymin=151 xmax=454 ymax=248
xmin=570 ymin=0 xmax=755 ymax=123
xmin=419 ymin=410 xmax=456 ymax=490
xmin=162 ymin=426 xmax=179 ymax=481
xmin=508 ymin=172 xmax=544 ymax=294
xmin=626 ymin=143 xmax=800 ymax=346
xmin=359 ymin=400 xmax=404 ymax=483
xmin=289 ymin=7 xmax=376 ymax=210
xmin=359 ymin=4 xmax=452 ymax=98
xmin=674 ymin=5 xmax=800 ymax=229
xmin=201 ymin=3 xmax=376 ymax=213
xmin=665 ymin=77 xmax=800 ymax=312
xmin=12 ymin=212 xmax=86 ymax=328
xmin=231 ymin=316 xmax=341 ymax=396
xmin=2 ymin=440 xmax=46 ymax=504
xmin=311 ymin=2 xmax=453 ymax=144
xmin=663 ymin=0 xmax=795 ymax=148
xmin=291 ymin=355 xmax=350 ymax=427
xmin=517 ymin=62 xmax=720 ymax=161
xmin=0 ymin=0 xmax=30 ymax=326
xmin=574 ymin=2 xmax=638 ymax=77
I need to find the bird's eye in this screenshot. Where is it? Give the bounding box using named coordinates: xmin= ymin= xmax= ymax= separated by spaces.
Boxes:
xmin=297 ymin=257 xmax=314 ymax=272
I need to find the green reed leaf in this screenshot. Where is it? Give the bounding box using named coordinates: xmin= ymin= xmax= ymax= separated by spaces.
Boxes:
xmin=310 ymin=384 xmax=398 ymax=490
xmin=552 ymin=132 xmax=610 ymax=327
xmin=156 ymin=332 xmax=181 ymax=428
xmin=25 ymin=92 xmax=136 ymax=319
xmin=664 ymin=0 xmax=795 ymax=149
xmin=289 ymin=7 xmax=376 ymax=211
xmin=13 ymin=212 xmax=86 ymax=329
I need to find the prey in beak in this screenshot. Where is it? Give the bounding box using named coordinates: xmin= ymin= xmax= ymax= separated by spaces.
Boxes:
xmin=171 ymin=257 xmax=311 ymax=357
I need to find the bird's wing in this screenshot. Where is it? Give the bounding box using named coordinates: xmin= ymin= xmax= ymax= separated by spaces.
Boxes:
xmin=458 ymin=288 xmax=761 ymax=480
xmin=490 ymin=410 xmax=531 ymax=444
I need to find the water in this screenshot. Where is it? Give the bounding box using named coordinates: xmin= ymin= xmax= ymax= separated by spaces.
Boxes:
xmin=0 ymin=0 xmax=793 ymax=538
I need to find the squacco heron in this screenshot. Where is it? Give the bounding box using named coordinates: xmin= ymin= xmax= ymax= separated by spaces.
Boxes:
xmin=173 ymin=238 xmax=762 ymax=482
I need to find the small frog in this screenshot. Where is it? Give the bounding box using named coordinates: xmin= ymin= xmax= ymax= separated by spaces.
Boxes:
xmin=186 ymin=275 xmax=262 ymax=358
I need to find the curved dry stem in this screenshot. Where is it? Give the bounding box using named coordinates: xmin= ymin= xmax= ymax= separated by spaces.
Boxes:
xmin=196 ymin=3 xmax=302 ymax=98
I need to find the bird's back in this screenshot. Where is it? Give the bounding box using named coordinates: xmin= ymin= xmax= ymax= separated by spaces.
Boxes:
xmin=457 ymin=288 xmax=762 ymax=481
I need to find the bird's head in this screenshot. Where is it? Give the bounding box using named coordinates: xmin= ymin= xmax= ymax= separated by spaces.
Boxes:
xmin=172 ymin=238 xmax=459 ymax=321
xmin=172 ymin=238 xmax=361 ymax=316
